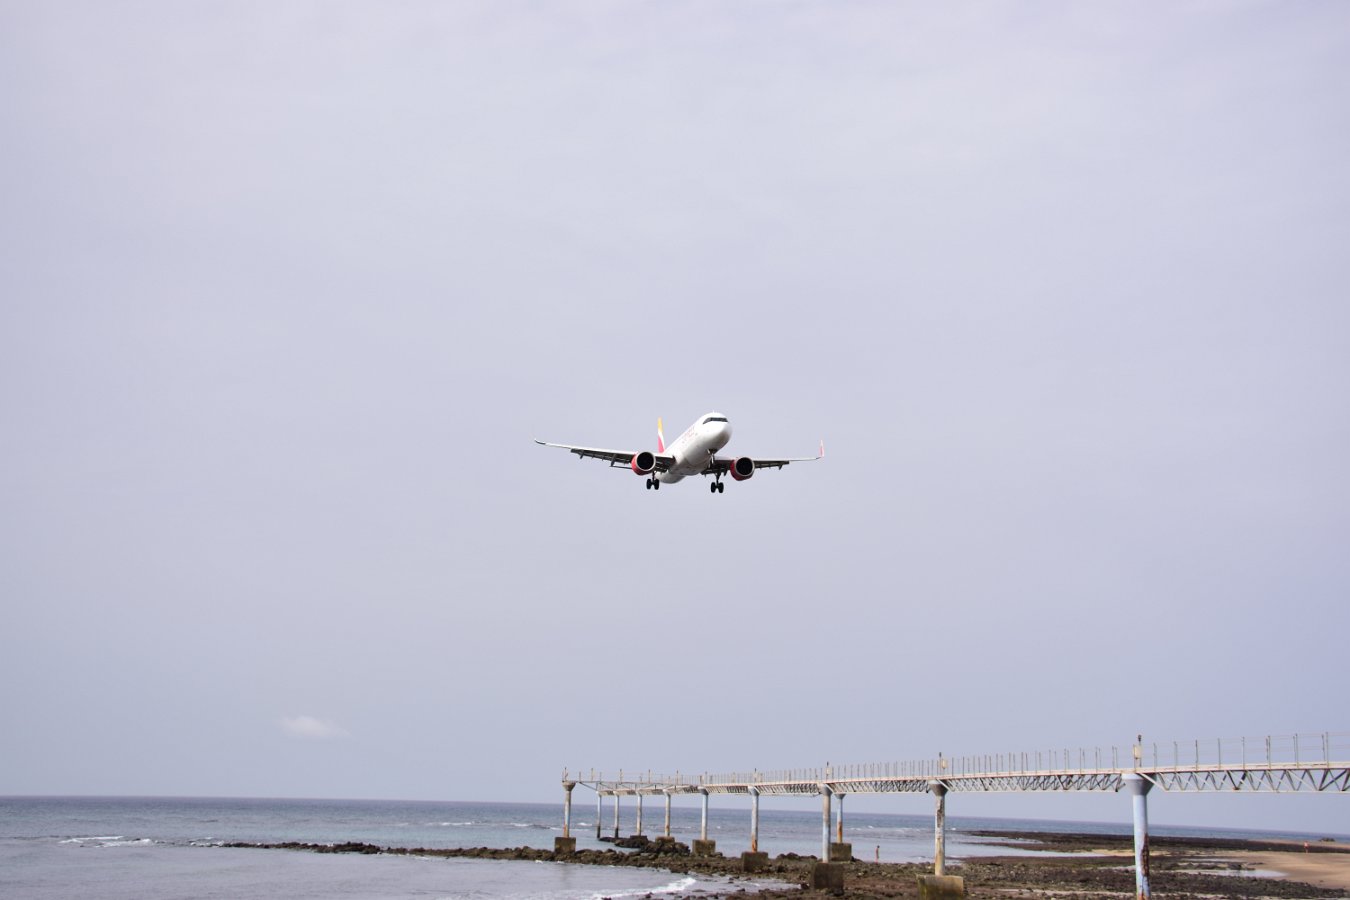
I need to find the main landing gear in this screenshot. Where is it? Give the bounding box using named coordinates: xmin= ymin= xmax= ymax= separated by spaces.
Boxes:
xmin=645 ymin=478 xmax=660 ymax=490
xmin=710 ymin=479 xmax=724 ymax=494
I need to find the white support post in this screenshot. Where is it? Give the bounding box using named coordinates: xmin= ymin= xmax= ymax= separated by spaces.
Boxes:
xmin=562 ymin=782 xmax=575 ymax=838
xmin=1124 ymin=774 xmax=1152 ymax=900
xmin=929 ymin=781 xmax=948 ymax=876
xmin=750 ymin=786 xmax=760 ymax=853
xmin=820 ymin=784 xmax=833 ymax=861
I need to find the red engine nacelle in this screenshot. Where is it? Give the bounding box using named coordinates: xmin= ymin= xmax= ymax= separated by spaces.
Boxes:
xmin=729 ymin=456 xmax=755 ymax=481
xmin=630 ymin=451 xmax=656 ymax=475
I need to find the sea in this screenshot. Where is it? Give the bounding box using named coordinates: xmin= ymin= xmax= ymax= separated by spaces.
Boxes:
xmin=2 ymin=796 xmax=1343 ymax=900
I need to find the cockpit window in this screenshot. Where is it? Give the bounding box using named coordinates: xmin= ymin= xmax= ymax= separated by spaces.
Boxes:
xmin=703 ymin=416 xmax=728 ymax=424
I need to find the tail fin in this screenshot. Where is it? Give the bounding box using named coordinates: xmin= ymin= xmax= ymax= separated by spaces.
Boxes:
xmin=657 ymin=417 xmax=666 ymax=453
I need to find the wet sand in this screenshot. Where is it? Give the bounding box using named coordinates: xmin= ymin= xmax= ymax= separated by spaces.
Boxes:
xmin=947 ymin=832 xmax=1350 ymax=900
xmin=1232 ymin=850 xmax=1350 ymax=891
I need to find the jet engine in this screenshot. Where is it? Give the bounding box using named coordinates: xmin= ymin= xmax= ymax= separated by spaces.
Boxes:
xmin=630 ymin=451 xmax=656 ymax=475
xmin=729 ymin=456 xmax=755 ymax=481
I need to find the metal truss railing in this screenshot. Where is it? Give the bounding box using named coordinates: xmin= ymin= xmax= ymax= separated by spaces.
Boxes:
xmin=567 ymin=731 xmax=1350 ymax=796
xmin=1150 ymin=765 xmax=1350 ymax=793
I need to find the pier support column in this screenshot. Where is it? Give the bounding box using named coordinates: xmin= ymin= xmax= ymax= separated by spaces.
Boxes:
xmin=750 ymin=787 xmax=760 ymax=853
xmin=554 ymin=781 xmax=577 ymax=854
xmin=820 ymin=784 xmax=833 ymax=861
xmin=829 ymin=792 xmax=851 ymax=862
xmin=612 ymin=792 xmax=621 ymax=839
xmin=929 ymin=781 xmax=948 ymax=876
xmin=663 ymin=791 xmax=672 ymax=838
xmin=810 ymin=783 xmax=845 ymax=894
xmin=692 ymin=788 xmax=716 ymax=856
xmin=1124 ymin=774 xmax=1152 ymax=900
xmin=636 ymin=793 xmax=644 ymax=837
xmin=596 ymin=792 xmax=602 ymax=840
xmin=741 ymin=787 xmax=768 ymax=873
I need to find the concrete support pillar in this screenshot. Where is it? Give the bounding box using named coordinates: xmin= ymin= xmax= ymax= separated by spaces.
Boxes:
xmin=692 ymin=788 xmax=716 ymax=856
xmin=636 ymin=793 xmax=644 ymax=836
xmin=663 ymin=791 xmax=672 ymax=838
xmin=612 ymin=792 xmax=621 ymax=839
xmin=930 ymin=781 xmax=948 ymax=876
xmin=1124 ymin=774 xmax=1152 ymax=900
xmin=828 ymin=791 xmax=852 ymax=862
xmin=750 ymin=787 xmax=760 ymax=853
xmin=743 ymin=786 xmax=769 ymax=873
xmin=554 ymin=781 xmax=579 ymax=854
xmin=595 ymin=792 xmax=602 ymax=840
xmin=562 ymin=781 xmax=575 ymax=838
xmin=820 ymin=784 xmax=833 ymax=861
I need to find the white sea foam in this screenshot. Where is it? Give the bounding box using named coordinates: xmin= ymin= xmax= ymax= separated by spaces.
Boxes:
xmin=657 ymin=875 xmax=698 ymax=894
xmin=61 ymin=836 xmax=156 ymax=848
xmin=589 ymin=874 xmax=698 ymax=899
xmin=60 ymin=835 xmax=134 ymax=846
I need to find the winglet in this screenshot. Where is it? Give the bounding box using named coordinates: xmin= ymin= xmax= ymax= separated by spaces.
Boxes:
xmin=657 ymin=417 xmax=666 ymax=453
xmin=819 ymin=439 xmax=825 ymax=459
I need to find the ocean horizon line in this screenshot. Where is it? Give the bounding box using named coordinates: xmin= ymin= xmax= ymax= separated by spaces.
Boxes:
xmin=3 ymin=794 xmax=1345 ymax=842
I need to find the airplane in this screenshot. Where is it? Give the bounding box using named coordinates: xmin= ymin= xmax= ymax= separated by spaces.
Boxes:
xmin=534 ymin=412 xmax=823 ymax=494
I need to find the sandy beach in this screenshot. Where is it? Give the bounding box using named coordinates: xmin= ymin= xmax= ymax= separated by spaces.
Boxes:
xmin=1234 ymin=849 xmax=1350 ymax=891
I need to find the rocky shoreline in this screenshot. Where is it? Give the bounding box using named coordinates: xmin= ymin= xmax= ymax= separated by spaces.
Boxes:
xmin=223 ymin=831 xmax=1350 ymax=899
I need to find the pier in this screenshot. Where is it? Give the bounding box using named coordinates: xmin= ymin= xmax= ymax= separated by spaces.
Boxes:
xmin=557 ymin=731 xmax=1349 ymax=899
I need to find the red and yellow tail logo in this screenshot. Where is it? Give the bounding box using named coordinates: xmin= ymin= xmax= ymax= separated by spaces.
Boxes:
xmin=657 ymin=417 xmax=666 ymax=453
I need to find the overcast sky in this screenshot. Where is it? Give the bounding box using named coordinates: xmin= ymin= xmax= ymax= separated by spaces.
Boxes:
xmin=2 ymin=1 xmax=1347 ymax=835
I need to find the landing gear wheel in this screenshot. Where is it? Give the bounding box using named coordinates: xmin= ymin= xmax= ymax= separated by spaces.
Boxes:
xmin=710 ymin=482 xmax=717 ymax=494
xmin=717 ymin=481 xmax=725 ymax=493
xmin=653 ymin=479 xmax=660 ymax=490
xmin=645 ymin=478 xmax=652 ymax=490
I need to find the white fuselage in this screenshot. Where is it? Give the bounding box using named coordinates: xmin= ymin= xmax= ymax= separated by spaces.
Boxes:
xmin=658 ymin=412 xmax=732 ymax=483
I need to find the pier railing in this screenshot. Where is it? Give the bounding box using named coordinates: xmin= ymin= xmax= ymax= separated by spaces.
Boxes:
xmin=567 ymin=730 xmax=1350 ymax=795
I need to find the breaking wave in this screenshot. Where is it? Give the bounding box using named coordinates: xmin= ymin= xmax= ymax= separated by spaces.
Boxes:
xmin=590 ymin=875 xmax=697 ymax=899
xmin=58 ymin=836 xmax=155 ymax=848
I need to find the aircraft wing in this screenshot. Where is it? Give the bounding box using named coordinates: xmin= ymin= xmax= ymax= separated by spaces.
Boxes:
xmin=534 ymin=440 xmax=676 ymax=472
xmin=703 ymin=441 xmax=825 ymax=474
